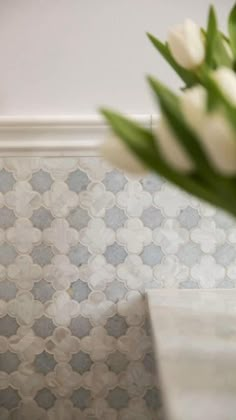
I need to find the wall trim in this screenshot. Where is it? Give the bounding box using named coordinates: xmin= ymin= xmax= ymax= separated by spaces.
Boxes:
xmin=0 ymin=114 xmax=154 ymax=156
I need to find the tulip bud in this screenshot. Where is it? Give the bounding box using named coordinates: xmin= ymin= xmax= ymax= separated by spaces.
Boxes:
xmin=198 ymin=113 xmax=236 ymax=175
xmin=155 ymin=117 xmax=194 ymax=172
xmin=213 ymin=67 xmax=236 ymax=106
xmin=168 ymin=19 xmax=205 ymax=69
xmin=101 ymin=133 xmax=148 ymax=175
xmin=180 ymin=85 xmax=207 ymax=131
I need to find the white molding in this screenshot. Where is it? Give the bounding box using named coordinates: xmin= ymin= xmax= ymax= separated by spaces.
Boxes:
xmin=0 ymin=114 xmax=153 ymax=156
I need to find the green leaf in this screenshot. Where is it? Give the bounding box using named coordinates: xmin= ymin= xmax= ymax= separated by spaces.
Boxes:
xmin=206 ymin=5 xmax=233 ymax=68
xmin=146 ymin=33 xmax=198 ymax=87
xmin=228 ymin=4 xmax=236 ymax=57
xmin=206 ymin=5 xmax=218 ymax=67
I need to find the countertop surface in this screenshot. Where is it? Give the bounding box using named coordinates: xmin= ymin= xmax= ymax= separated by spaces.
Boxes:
xmin=146 ymin=289 xmax=236 ymax=420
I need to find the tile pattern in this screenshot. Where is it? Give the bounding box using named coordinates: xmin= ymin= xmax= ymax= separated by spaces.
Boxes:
xmin=0 ymin=156 xmax=234 ymax=419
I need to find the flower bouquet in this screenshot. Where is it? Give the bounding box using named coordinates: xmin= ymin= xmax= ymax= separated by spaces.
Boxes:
xmin=101 ymin=4 xmax=236 ymax=218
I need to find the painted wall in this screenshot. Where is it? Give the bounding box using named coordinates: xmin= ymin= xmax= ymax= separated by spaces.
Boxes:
xmin=0 ymin=0 xmax=233 ymax=116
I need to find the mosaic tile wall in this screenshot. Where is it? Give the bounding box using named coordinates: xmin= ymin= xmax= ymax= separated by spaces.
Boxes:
xmin=0 ymin=156 xmax=235 ymax=420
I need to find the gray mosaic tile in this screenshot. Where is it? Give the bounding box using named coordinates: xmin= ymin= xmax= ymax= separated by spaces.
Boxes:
xmin=31 ymin=208 xmax=53 ymax=230
xmin=0 ymin=170 xmax=15 ymax=193
xmin=35 ymin=388 xmax=56 ymax=409
xmin=0 ymin=388 xmax=20 ymax=410
xmin=179 ymin=280 xmax=199 ymax=289
xmin=103 ymin=170 xmax=127 ymax=193
xmin=31 ymin=244 xmax=54 ymax=266
xmin=31 ymin=279 xmax=55 ymax=303
xmin=141 ymin=244 xmax=164 ymax=267
xmin=0 ymin=351 xmax=20 ymax=373
xmin=0 ymin=207 xmax=16 ymax=228
xmin=144 ymin=387 xmax=162 ymax=410
xmin=33 ymin=316 xmax=55 ymax=339
xmin=70 ymin=316 xmax=93 ymax=338
xmin=0 ymin=244 xmax=17 ymax=265
xmin=70 ymin=351 xmax=92 ymax=374
xmin=177 ymin=242 xmax=202 ymax=266
xmin=106 ymin=314 xmax=128 ymax=338
xmin=0 ymin=315 xmax=18 ymax=337
xmin=178 ymin=206 xmax=200 ymax=229
xmin=68 ymin=244 xmax=91 ymax=266
xmin=66 ymin=169 xmax=90 ymax=193
xmin=105 ymin=280 xmax=128 ymax=303
xmin=34 ymin=351 xmax=56 ymax=374
xmin=141 ymin=174 xmax=163 ymax=193
xmin=30 ymin=170 xmax=53 ymax=193
xmin=67 ymin=208 xmax=90 ymax=231
xmin=104 ymin=206 xmax=127 ymax=230
xmin=214 ymin=243 xmax=236 ymax=266
xmin=71 ymin=388 xmax=92 ymax=410
xmin=0 ymin=280 xmax=17 ymax=301
xmin=71 ymin=279 xmax=91 ymax=302
xmin=214 ymin=210 xmax=234 ymax=229
xmin=107 ymin=387 xmax=129 ymax=409
xmin=143 ymin=352 xmax=156 ymax=374
xmin=107 ymin=351 xmax=129 ymax=374
xmin=141 ymin=207 xmax=164 ymax=229
xmin=217 ymin=278 xmax=235 ymax=288
xmin=104 ymin=243 xmax=127 ymax=266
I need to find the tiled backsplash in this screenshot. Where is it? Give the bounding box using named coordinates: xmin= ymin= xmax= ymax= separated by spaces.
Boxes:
xmin=0 ymin=156 xmax=234 ymax=419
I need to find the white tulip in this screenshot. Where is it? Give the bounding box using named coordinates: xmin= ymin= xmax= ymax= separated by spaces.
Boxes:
xmin=155 ymin=117 xmax=194 ymax=172
xmin=213 ymin=67 xmax=236 ymax=106
xmin=180 ymin=85 xmax=207 ymax=131
xmin=101 ymin=133 xmax=147 ymax=175
xmin=168 ymin=19 xmax=205 ymax=69
xmin=198 ymin=113 xmax=236 ymax=175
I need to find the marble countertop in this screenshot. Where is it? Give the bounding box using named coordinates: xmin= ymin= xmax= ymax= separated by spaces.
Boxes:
xmin=146 ymin=289 xmax=236 ymax=420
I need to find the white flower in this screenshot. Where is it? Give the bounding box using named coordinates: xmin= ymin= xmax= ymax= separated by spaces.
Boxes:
xmin=6 ymin=219 xmax=41 ymax=253
xmin=101 ymin=133 xmax=148 ymax=175
xmin=45 ymin=291 xmax=80 ymax=326
xmin=117 ymin=291 xmax=146 ymax=326
xmin=153 ymin=219 xmax=189 ymax=254
xmin=117 ymin=255 xmax=153 ymax=291
xmin=154 ymin=255 xmax=189 ymax=288
xmin=168 ymin=19 xmax=205 ymax=69
xmin=80 ymin=326 xmax=116 ymax=361
xmin=46 ymin=363 xmax=81 ymax=397
xmin=43 ymin=219 xmax=78 ymax=254
xmin=213 ymin=67 xmax=236 ymax=106
xmin=43 ymin=255 xmax=79 ymax=291
xmin=45 ymin=327 xmax=80 ymax=362
xmin=154 ymin=184 xmax=188 ymax=217
xmin=116 ymin=181 xmax=152 ymax=217
xmin=43 ymin=181 xmax=78 ymax=217
xmin=8 ymin=291 xmax=44 ymax=326
xmin=181 ymin=85 xmax=236 ymax=175
xmin=7 ymin=255 xmax=42 ymax=290
xmin=118 ymin=327 xmax=152 ymax=360
xmin=5 ymin=181 xmax=41 ymax=217
xmin=191 ymin=255 xmax=225 ymax=288
xmin=191 ymin=219 xmax=225 ymax=253
xmin=117 ymin=218 xmax=152 ymax=254
xmin=155 ymin=117 xmax=193 ymax=172
xmin=78 ymin=255 xmax=115 ymax=291
xmin=80 ymin=291 xmax=116 ymax=326
xmin=79 ymin=182 xmax=115 ymax=217
xmin=79 ymin=219 xmax=115 ymax=254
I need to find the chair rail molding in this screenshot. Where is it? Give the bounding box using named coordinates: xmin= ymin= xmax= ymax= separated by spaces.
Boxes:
xmin=0 ymin=114 xmax=154 ymax=156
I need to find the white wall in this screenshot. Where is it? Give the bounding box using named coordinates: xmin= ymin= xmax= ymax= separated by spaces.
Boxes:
xmin=0 ymin=0 xmax=234 ymax=116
